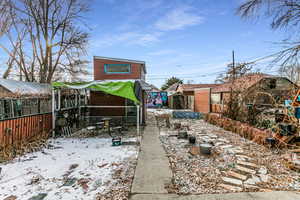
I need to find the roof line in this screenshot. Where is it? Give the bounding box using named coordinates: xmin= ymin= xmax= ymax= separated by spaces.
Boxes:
xmin=93 ymin=56 xmax=145 ymax=64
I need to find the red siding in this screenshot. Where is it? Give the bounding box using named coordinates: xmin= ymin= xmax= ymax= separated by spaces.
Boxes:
xmin=94 ymin=58 xmax=144 ymax=80
xmin=90 ymin=91 xmax=125 ymax=116
xmin=194 ymin=88 xmax=211 ymax=113
xmin=0 ymin=114 xmax=52 ymax=147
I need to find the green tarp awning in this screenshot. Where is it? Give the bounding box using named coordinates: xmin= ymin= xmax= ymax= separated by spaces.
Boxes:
xmin=52 ymin=81 xmax=140 ymax=104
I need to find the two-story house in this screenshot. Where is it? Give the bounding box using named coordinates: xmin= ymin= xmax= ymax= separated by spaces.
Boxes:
xmin=91 ymin=56 xmax=148 ymax=125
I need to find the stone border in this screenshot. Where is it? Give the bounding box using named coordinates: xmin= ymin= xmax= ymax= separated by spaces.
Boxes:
xmin=204 ymin=114 xmax=273 ymax=146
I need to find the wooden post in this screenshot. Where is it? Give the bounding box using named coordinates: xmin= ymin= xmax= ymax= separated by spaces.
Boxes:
xmin=52 ymin=88 xmax=56 ymax=138
xmin=137 ymin=105 xmax=140 ymax=136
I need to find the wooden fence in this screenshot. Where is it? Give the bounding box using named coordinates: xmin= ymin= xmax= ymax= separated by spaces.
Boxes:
xmin=211 ymin=104 xmax=228 ymax=113
xmin=0 ymin=113 xmax=52 ymax=147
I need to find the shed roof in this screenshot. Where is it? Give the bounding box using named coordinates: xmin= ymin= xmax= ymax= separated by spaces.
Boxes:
xmin=0 ymin=78 xmax=51 ymax=96
xmin=211 ymin=73 xmax=270 ymax=93
xmin=166 ymin=83 xmax=180 ymax=92
xmin=148 ymin=84 xmax=160 ymax=92
xmin=179 ymin=84 xmax=221 ymax=91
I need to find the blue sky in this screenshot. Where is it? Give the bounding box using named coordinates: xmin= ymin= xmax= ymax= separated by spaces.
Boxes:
xmin=0 ymin=0 xmax=289 ymax=87
xmin=85 ymin=0 xmax=288 ymax=87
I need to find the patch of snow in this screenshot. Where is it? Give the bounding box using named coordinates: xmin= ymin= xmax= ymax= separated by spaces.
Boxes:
xmin=147 ymin=108 xmax=191 ymax=116
xmin=0 ymin=137 xmax=138 ymax=200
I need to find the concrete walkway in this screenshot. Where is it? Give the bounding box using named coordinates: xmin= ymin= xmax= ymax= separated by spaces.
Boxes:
xmin=131 ymin=125 xmax=172 ymax=194
xmin=131 ymin=191 xmax=300 ymax=200
xmin=130 ymin=125 xmax=300 ymax=200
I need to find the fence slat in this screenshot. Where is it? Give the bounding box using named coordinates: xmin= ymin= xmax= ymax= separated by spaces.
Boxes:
xmin=0 ymin=121 xmax=3 ymax=147
xmin=0 ymin=114 xmax=52 ymax=147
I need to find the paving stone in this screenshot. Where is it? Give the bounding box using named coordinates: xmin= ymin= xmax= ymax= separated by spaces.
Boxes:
xmin=220 ymin=144 xmax=233 ymax=149
xmin=258 ymin=167 xmax=268 ymax=175
xmin=237 ymin=160 xmax=259 ymax=168
xmin=231 ymin=149 xmax=244 ymax=154
xmin=222 ymin=177 xmax=243 ymax=186
xmin=227 ymin=170 xmax=248 ymax=181
xmin=218 ymin=138 xmax=230 ymax=143
xmin=291 ymin=153 xmax=300 ymax=165
xmin=219 ymin=183 xmax=243 ymax=192
xmin=258 ymin=174 xmax=270 ymax=182
xmin=236 ymin=165 xmax=256 ymax=174
xmin=214 ymin=142 xmax=224 ymax=146
xmin=224 ymin=149 xmax=237 ymax=155
xmin=236 ymin=156 xmax=247 ymax=161
xmin=210 ymin=135 xmax=218 ymax=139
xmin=244 ymin=184 xmax=260 ymax=189
xmin=236 ymin=154 xmax=251 ymax=160
xmin=244 ymin=175 xmax=261 ymax=185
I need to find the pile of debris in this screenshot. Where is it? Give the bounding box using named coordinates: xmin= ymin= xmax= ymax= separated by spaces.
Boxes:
xmin=160 ymin=118 xmax=300 ymax=194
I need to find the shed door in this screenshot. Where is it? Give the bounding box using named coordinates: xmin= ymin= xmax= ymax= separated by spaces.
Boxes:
xmin=194 ymin=88 xmax=211 ymax=113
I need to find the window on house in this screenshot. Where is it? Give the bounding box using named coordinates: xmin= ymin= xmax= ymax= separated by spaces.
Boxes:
xmin=104 ymin=64 xmax=131 ymax=74
xmin=264 ymin=79 xmax=277 ymax=89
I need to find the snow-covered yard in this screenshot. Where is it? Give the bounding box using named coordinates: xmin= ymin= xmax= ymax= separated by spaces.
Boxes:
xmin=0 ymin=137 xmax=138 ymax=200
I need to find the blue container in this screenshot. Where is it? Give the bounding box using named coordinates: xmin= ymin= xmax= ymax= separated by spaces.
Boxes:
xmin=295 ymin=107 xmax=300 ymax=119
xmin=284 ymin=100 xmax=292 ymax=107
xmin=172 ymin=111 xmax=203 ymax=119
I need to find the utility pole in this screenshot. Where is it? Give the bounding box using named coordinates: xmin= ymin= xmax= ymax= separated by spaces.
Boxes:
xmin=228 ymin=50 xmax=236 ymax=119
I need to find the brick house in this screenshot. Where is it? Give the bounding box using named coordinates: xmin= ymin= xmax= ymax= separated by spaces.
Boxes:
xmin=93 ymin=56 xmax=146 ymax=81
xmin=210 ymin=73 xmax=298 ymax=114
xmin=91 ymin=56 xmax=149 ymax=124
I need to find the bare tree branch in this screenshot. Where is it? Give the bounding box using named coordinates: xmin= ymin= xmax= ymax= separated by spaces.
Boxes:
xmin=0 ymin=0 xmax=90 ymax=83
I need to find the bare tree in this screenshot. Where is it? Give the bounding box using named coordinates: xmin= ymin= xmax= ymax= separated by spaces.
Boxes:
xmin=0 ymin=0 xmax=90 ymax=83
xmin=238 ymin=0 xmax=300 ymax=66
xmin=279 ymin=64 xmax=300 ymax=84
xmin=0 ymin=1 xmax=10 ymax=37
xmin=215 ymin=62 xmax=253 ymax=83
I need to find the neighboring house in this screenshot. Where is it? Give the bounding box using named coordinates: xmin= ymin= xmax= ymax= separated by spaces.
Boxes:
xmin=166 ymin=83 xmax=183 ymax=109
xmin=91 ymin=56 xmax=150 ymax=124
xmin=166 ymin=83 xmax=180 ymax=96
xmin=177 ymin=84 xmax=220 ymax=96
xmin=210 ymin=73 xmax=298 ymax=113
xmin=174 ymin=83 xmax=220 ymax=112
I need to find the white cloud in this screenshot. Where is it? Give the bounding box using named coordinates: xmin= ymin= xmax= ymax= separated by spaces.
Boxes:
xmin=155 ymin=6 xmax=205 ymax=31
xmin=92 ymin=31 xmax=162 ymax=47
xmin=147 ymin=49 xmax=176 ymax=56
